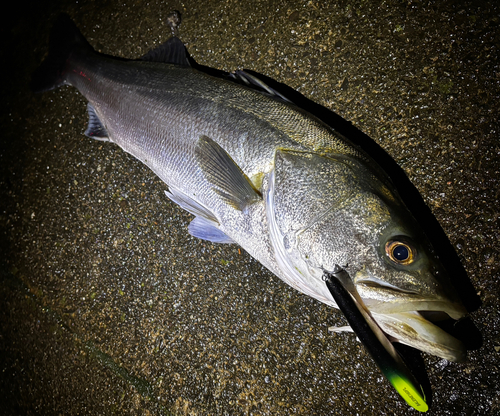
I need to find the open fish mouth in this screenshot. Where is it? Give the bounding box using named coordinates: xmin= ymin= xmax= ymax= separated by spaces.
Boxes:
xmin=356 ymin=280 xmax=468 ymax=362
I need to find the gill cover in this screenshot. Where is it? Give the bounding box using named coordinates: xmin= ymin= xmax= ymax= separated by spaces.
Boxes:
xmin=266 ymin=149 xmax=392 ymax=305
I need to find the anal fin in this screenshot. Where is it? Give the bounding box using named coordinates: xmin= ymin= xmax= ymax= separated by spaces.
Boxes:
xmin=84 ymin=103 xmax=109 ymax=141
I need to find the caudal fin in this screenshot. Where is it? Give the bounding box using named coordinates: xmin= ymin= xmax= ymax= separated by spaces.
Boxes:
xmin=30 ymin=14 xmax=93 ymax=93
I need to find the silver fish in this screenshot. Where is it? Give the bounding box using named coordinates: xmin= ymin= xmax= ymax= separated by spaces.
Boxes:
xmin=32 ymin=14 xmax=467 ymax=363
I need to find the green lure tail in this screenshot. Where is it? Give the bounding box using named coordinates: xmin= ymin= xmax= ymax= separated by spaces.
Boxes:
xmin=324 ymin=271 xmax=428 ymax=412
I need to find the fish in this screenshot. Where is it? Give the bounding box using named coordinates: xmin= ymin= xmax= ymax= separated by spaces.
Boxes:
xmin=32 ymin=14 xmax=467 ymax=367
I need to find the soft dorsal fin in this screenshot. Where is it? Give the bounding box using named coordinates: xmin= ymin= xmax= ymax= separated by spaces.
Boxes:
xmin=140 ymin=36 xmax=190 ymax=67
xmin=195 ymin=135 xmax=261 ymax=211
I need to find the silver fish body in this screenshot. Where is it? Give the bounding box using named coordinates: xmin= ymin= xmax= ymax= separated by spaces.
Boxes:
xmin=63 ymin=43 xmax=367 ymax=306
xmin=32 ymin=15 xmax=467 ymax=362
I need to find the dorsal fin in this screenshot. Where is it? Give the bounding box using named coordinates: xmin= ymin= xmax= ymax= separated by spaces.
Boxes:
xmin=140 ymin=36 xmax=191 ymax=67
xmin=229 ymin=70 xmax=293 ymax=104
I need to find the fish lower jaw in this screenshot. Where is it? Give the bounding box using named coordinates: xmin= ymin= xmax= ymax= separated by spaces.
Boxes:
xmin=371 ymin=310 xmax=466 ymax=363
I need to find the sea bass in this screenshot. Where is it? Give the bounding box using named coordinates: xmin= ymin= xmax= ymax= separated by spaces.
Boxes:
xmin=32 ymin=14 xmax=467 ymax=363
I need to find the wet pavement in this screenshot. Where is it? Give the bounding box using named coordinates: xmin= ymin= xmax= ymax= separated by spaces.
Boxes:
xmin=1 ymin=0 xmax=499 ymax=414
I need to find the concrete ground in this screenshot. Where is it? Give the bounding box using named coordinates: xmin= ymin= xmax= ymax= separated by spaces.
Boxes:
xmin=1 ymin=0 xmax=498 ymax=414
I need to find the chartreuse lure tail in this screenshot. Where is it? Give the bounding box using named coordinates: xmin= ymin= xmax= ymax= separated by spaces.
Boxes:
xmin=324 ymin=271 xmax=428 ymax=412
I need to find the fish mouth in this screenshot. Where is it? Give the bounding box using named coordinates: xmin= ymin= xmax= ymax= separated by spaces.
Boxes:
xmin=355 ymin=280 xmax=468 ymax=362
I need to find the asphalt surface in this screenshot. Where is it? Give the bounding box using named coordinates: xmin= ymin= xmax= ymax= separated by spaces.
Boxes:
xmin=1 ymin=0 xmax=498 ymax=415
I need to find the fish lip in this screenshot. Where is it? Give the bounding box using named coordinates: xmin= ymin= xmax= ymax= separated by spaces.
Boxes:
xmin=354 ymin=279 xmax=468 ymax=320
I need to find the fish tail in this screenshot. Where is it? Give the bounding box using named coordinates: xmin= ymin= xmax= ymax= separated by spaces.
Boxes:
xmin=30 ymin=14 xmax=93 ymax=93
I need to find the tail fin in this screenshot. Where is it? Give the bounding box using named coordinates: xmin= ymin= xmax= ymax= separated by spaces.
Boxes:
xmin=30 ymin=14 xmax=93 ymax=93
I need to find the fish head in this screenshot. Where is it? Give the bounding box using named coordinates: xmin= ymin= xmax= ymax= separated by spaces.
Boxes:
xmin=267 ymin=149 xmax=467 ymax=362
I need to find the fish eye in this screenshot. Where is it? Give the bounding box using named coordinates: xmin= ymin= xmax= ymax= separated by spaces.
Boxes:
xmin=385 ymin=240 xmax=415 ymax=265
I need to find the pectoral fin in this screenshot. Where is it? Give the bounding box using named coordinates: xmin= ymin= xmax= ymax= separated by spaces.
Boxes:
xmin=195 ymin=135 xmax=261 ymax=211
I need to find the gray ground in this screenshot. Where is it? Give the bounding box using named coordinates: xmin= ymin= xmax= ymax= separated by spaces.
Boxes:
xmin=1 ymin=0 xmax=498 ymax=415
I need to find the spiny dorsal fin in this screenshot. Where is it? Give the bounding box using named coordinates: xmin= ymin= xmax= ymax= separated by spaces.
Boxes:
xmin=230 ymin=70 xmax=293 ymax=104
xmin=195 ymin=135 xmax=261 ymax=211
xmin=140 ymin=36 xmax=190 ymax=67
